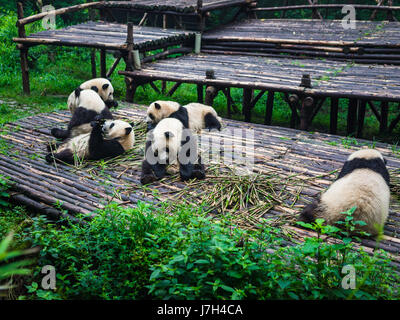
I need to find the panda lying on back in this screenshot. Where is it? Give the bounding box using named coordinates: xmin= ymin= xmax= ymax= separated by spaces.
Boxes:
xmin=299 ymin=149 xmax=390 ymax=236
xmin=67 ymin=78 xmax=118 ymax=113
xmin=51 ymin=88 xmax=113 ymax=140
xmin=146 ymin=100 xmax=222 ymax=132
xmin=46 ymin=119 xmax=134 ymax=165
xmin=141 ymin=117 xmax=205 ymax=184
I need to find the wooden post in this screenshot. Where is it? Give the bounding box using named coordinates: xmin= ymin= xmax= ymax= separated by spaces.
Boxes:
xmin=347 ymin=99 xmax=358 ymax=136
xmin=17 ymin=2 xmax=30 ymax=95
xmin=330 ymin=98 xmax=339 ymax=134
xmin=194 ymin=33 xmax=201 ymax=54
xmin=100 ymin=49 xmax=106 ymax=78
xmin=357 ymin=100 xmax=367 ymax=138
xmin=91 ymin=50 xmax=97 ymax=78
xmin=126 ymin=22 xmax=134 ymax=71
xmin=380 ymin=101 xmax=389 ymax=133
xmin=197 ymin=85 xmax=203 ymax=103
xmin=265 ymin=91 xmax=275 ymax=125
xmin=288 ymin=94 xmax=299 ymax=128
xmin=124 ymin=23 xmax=135 ymax=101
xmin=299 ymin=96 xmax=314 ymax=130
xmin=243 ymin=88 xmax=253 ymax=122
xmin=226 ymin=88 xmax=231 ymax=119
xmin=387 ymin=0 xmax=394 ymax=21
xmin=162 ymin=14 xmax=167 ymax=29
xmin=205 ymin=69 xmax=218 ymax=106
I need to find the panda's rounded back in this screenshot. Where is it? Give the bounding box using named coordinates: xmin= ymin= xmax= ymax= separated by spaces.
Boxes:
xmin=77 ymin=89 xmax=106 ymax=114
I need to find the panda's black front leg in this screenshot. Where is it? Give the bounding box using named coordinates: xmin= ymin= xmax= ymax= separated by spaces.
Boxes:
xmin=192 ymin=156 xmax=206 ymax=180
xmin=179 ymin=163 xmax=195 ymax=181
xmin=140 ymin=160 xmax=167 ymax=184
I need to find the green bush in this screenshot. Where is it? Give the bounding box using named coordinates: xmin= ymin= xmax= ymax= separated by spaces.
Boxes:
xmin=21 ymin=202 xmax=399 ymax=300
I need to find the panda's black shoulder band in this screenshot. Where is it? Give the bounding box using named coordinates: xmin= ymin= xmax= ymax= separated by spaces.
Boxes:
xmin=169 ymin=106 xmax=189 ymax=128
xmin=337 ymin=157 xmax=390 ymax=186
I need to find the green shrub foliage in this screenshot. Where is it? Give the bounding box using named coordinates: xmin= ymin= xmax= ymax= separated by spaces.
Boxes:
xmin=22 ymin=203 xmax=399 ymax=300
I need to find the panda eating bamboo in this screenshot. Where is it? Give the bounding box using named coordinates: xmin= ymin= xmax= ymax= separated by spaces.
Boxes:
xmin=46 ymin=118 xmax=134 ymax=165
xmin=51 ymin=88 xmax=114 ymax=140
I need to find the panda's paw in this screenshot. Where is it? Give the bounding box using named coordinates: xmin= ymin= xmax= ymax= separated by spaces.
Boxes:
xmin=45 ymin=153 xmax=54 ymax=163
xmin=193 ymin=164 xmax=206 ymax=180
xmin=90 ymin=121 xmax=100 ymax=128
xmin=140 ymin=173 xmax=157 ymax=185
xmin=93 ymin=115 xmax=107 ymax=124
xmin=46 ymin=142 xmax=57 ymax=152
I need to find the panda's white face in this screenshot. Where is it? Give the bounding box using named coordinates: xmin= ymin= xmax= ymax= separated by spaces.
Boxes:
xmin=100 ymin=82 xmax=116 ymax=108
xmin=146 ymin=100 xmax=180 ymax=124
xmin=80 ymin=78 xmax=117 ymax=108
xmin=102 ymin=120 xmax=133 ymax=140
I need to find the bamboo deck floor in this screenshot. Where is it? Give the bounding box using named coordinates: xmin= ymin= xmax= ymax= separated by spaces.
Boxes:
xmin=202 ymin=19 xmax=400 ymax=63
xmin=204 ymin=19 xmax=400 ymax=47
xmin=14 ymin=21 xmax=194 ymax=50
xmin=1 ymin=104 xmax=400 ymax=264
xmin=102 ymin=0 xmax=250 ymax=13
xmin=120 ymin=53 xmax=400 ymax=101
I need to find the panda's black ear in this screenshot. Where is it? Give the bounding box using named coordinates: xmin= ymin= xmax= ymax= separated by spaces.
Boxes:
xmin=125 ymin=127 xmax=133 ymax=136
xmin=102 ymin=83 xmax=109 ymax=90
xmin=91 ymin=86 xmax=98 ymax=93
xmin=75 ymin=87 xmax=82 ymax=97
xmin=129 ymin=122 xmax=134 ymax=127
xmin=155 ymin=103 xmax=161 ymax=110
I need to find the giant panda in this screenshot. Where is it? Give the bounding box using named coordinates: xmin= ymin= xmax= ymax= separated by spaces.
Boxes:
xmin=145 ymin=100 xmax=222 ymax=132
xmin=299 ymin=149 xmax=390 ymax=236
xmin=67 ymin=78 xmax=118 ymax=114
xmin=140 ymin=117 xmax=205 ymax=184
xmin=46 ymin=119 xmax=134 ymax=165
xmin=51 ymin=88 xmax=113 ymax=140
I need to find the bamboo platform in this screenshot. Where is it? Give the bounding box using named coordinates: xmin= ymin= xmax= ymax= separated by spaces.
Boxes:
xmin=0 ymin=104 xmax=400 ymax=264
xmin=13 ymin=21 xmax=194 ymax=51
xmin=119 ymin=53 xmax=400 ymax=134
xmin=203 ymin=19 xmax=400 ymax=63
xmin=102 ymin=0 xmax=252 ymax=13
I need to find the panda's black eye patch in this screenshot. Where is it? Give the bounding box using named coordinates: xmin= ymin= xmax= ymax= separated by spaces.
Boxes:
xmin=154 ymin=150 xmax=158 ymax=157
xmin=149 ymin=114 xmax=155 ymax=120
xmin=109 ymin=123 xmax=115 ymax=129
